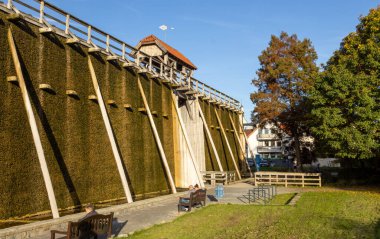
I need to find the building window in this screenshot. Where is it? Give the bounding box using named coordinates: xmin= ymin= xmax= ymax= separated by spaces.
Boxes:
xmin=277 ymin=141 xmax=281 ymax=147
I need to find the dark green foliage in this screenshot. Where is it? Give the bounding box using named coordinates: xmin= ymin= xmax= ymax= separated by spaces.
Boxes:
xmin=311 ymin=6 xmax=380 ymax=160
xmin=0 ymin=13 xmax=174 ymax=218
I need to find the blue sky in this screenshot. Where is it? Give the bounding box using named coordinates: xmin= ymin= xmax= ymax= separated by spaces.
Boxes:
xmin=45 ymin=0 xmax=378 ymax=117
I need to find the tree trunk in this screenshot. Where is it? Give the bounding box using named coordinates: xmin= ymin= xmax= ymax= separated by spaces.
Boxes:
xmin=294 ymin=135 xmax=302 ymax=170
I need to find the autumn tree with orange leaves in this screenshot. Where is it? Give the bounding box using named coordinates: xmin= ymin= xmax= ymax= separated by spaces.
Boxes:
xmin=251 ymin=32 xmax=318 ymax=166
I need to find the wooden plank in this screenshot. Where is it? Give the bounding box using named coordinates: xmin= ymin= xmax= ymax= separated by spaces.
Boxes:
xmin=170 ymin=92 xmax=204 ymax=188
xmin=65 ymin=38 xmax=79 ymax=45
xmin=214 ymin=108 xmax=241 ymax=180
xmin=197 ymin=100 xmax=224 ymax=171
xmin=228 ymin=113 xmax=253 ymax=177
xmin=137 ymin=76 xmax=177 ymax=194
xmin=88 ymin=57 xmax=133 ymax=203
xmin=7 ymin=75 xmax=18 ymax=83
xmin=88 ymin=47 xmax=101 ymax=53
xmin=39 ymin=27 xmax=54 ymax=34
xmin=6 ymin=13 xmax=24 ymax=21
xmin=7 ymin=28 xmax=60 ymax=218
xmin=106 ymin=55 xmax=118 ymax=61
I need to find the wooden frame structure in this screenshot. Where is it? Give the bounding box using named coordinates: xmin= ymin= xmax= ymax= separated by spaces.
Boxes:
xmin=137 ymin=76 xmax=177 ymax=194
xmin=7 ymin=27 xmax=60 ymax=218
xmin=88 ymin=57 xmax=133 ymax=203
xmin=171 ymin=93 xmax=204 ymax=188
xmin=213 ymin=108 xmax=241 ymax=180
xmin=228 ymin=113 xmax=253 ymax=177
xmin=254 ymin=172 xmax=322 ymax=187
xmin=196 ymin=101 xmax=224 ymax=172
xmin=0 ymin=0 xmax=242 ymax=111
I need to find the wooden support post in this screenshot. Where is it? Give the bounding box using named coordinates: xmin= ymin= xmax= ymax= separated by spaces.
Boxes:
xmin=285 ymin=175 xmax=288 ymax=187
xmin=7 ymin=28 xmax=59 ymax=218
xmin=65 ymin=14 xmax=70 ymax=34
xmin=196 ymin=101 xmax=224 ymax=171
xmin=122 ymin=43 xmax=125 ymax=60
xmin=137 ymin=76 xmax=177 ymax=194
xmin=170 ymin=93 xmax=204 ymax=188
xmin=88 ymin=57 xmax=133 ymax=203
xmin=87 ymin=25 xmax=91 ymax=43
xmin=228 ymin=114 xmax=252 ymax=177
xmin=302 ymin=175 xmax=305 ymax=187
xmin=213 ymin=108 xmax=241 ymax=180
xmin=39 ymin=0 xmax=44 ymax=23
xmin=106 ymin=35 xmax=110 ymax=52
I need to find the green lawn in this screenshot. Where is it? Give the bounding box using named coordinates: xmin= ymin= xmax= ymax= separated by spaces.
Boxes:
xmin=122 ymin=191 xmax=380 ymax=239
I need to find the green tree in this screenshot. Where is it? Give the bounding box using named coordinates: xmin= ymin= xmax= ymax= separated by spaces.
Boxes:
xmin=311 ymin=7 xmax=380 ymax=161
xmin=251 ymin=32 xmax=318 ymax=165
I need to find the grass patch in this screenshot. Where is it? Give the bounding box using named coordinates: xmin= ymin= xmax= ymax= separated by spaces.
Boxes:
xmin=121 ymin=191 xmax=380 ymax=239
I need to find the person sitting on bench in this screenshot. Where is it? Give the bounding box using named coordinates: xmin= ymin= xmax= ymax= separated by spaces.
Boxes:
xmin=179 ymin=185 xmax=195 ymax=211
xmin=80 ymin=203 xmax=98 ymax=221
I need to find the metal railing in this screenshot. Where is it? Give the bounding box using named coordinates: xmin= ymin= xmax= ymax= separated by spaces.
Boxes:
xmin=1 ymin=0 xmax=242 ymax=110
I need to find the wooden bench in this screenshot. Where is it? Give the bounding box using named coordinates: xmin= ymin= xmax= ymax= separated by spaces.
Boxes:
xmin=50 ymin=213 xmax=113 ymax=239
xmin=178 ymin=189 xmax=207 ymax=212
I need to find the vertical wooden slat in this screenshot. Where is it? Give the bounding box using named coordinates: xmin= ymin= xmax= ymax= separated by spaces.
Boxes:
xmin=87 ymin=25 xmax=91 ymax=43
xmin=65 ymin=14 xmax=70 ymax=34
xmin=39 ymin=0 xmax=44 ymax=23
xmin=106 ymin=35 xmax=110 ymax=52
xmin=7 ymin=0 xmax=12 ymax=9
xmin=122 ymin=43 xmax=125 ymax=60
xmin=7 ymin=28 xmax=59 ymax=218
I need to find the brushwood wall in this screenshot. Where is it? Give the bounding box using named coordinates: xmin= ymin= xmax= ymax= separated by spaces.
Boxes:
xmin=0 ymin=11 xmax=243 ymax=219
xmin=0 ymin=13 xmax=175 ymax=219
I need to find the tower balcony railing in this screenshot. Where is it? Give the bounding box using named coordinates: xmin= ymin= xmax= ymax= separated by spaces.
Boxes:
xmin=257 ymin=134 xmax=279 ymax=140
xmin=257 ymin=146 xmax=282 ymax=153
xmin=0 ymin=0 xmax=242 ymax=111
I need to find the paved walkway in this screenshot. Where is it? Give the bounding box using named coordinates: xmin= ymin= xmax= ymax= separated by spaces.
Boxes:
xmin=21 ymin=180 xmax=306 ymax=238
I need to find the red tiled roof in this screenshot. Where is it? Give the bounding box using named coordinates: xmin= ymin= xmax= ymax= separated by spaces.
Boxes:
xmin=139 ymin=34 xmax=197 ymax=70
xmin=245 ymin=129 xmax=254 ymax=137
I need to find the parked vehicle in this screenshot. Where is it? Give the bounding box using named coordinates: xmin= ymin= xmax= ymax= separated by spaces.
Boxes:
xmin=260 ymin=160 xmax=269 ymax=167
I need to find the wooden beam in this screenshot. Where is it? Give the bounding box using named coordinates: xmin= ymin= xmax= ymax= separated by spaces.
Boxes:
xmin=137 ymin=76 xmax=177 ymax=193
xmin=65 ymin=38 xmax=80 ymax=45
xmin=214 ymin=108 xmax=241 ymax=180
xmin=88 ymin=47 xmax=101 ymax=53
xmin=7 ymin=28 xmax=60 ymax=219
xmin=170 ymin=93 xmax=204 ymax=188
xmin=88 ymin=57 xmax=133 ymax=203
xmin=6 ymin=13 xmax=24 ymax=21
xmin=106 ymin=55 xmax=119 ymax=61
xmin=196 ymin=100 xmax=224 ymax=171
xmin=228 ymin=113 xmax=253 ymax=177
